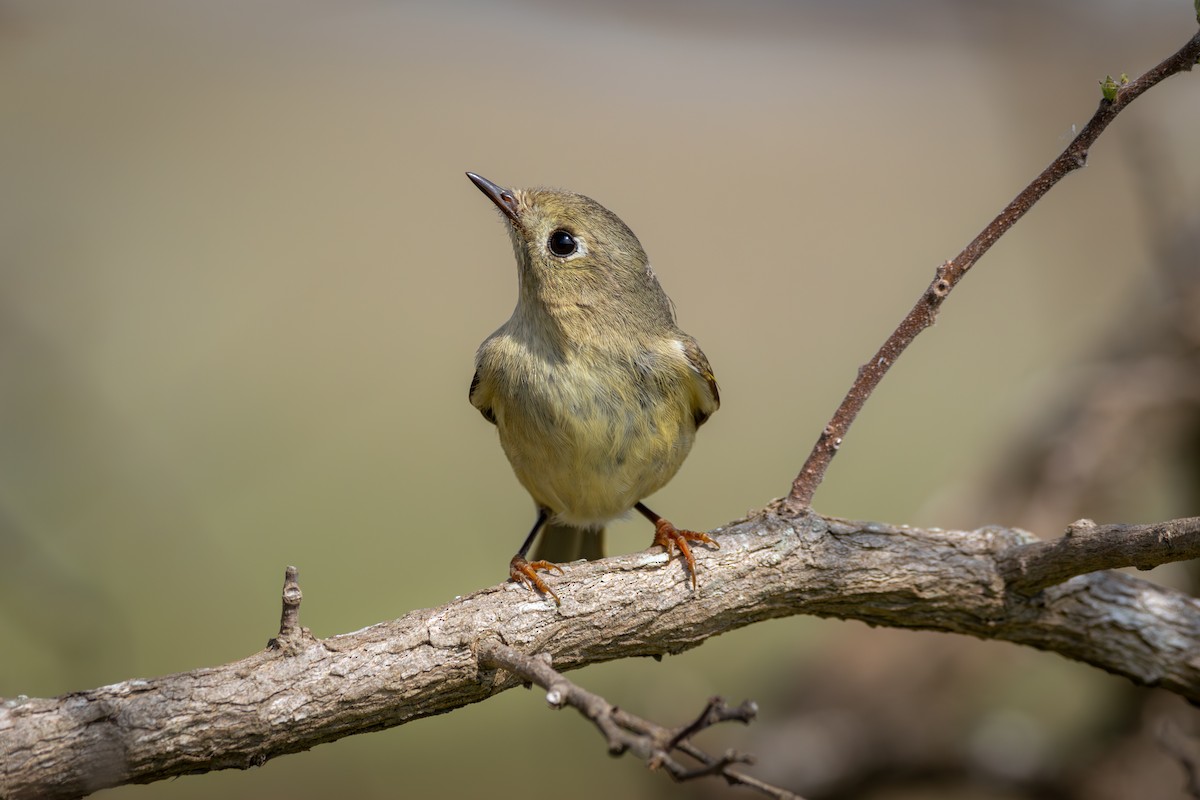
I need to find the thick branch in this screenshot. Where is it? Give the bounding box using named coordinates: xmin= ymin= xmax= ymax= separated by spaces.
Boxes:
xmin=4 ymin=509 xmax=1200 ymax=799
xmin=1001 ymin=517 xmax=1200 ymax=595
xmin=786 ymin=28 xmax=1200 ymax=510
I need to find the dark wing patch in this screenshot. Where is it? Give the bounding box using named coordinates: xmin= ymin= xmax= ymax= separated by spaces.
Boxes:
xmin=469 ymin=370 xmax=496 ymax=425
xmin=681 ymin=337 xmax=720 ymax=428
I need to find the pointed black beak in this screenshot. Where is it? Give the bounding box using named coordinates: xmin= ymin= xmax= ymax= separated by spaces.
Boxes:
xmin=466 ymin=172 xmax=521 ymax=225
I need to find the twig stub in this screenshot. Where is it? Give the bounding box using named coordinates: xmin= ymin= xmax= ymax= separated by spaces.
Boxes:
xmin=268 ymin=565 xmax=312 ymax=653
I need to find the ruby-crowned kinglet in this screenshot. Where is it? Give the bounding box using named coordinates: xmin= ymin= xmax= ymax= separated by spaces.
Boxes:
xmin=466 ymin=172 xmax=720 ymax=604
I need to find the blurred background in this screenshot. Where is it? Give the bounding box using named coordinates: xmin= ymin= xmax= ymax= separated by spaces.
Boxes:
xmin=3 ymin=1 xmax=1200 ymax=798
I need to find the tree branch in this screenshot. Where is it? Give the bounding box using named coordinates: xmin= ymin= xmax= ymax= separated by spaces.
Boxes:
xmin=4 ymin=509 xmax=1200 ymax=799
xmin=4 ymin=21 xmax=1199 ymax=800
xmin=1001 ymin=517 xmax=1200 ymax=595
xmin=477 ymin=640 xmax=796 ymax=799
xmin=786 ymin=27 xmax=1200 ymax=511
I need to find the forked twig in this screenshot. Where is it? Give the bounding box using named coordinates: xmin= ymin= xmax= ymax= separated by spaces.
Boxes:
xmin=477 ymin=639 xmax=803 ymax=799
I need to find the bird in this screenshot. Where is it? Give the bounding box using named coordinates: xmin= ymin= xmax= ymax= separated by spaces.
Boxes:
xmin=466 ymin=172 xmax=720 ymax=604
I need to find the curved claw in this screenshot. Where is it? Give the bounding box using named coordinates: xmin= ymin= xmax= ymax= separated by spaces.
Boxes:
xmin=652 ymin=519 xmax=719 ymax=590
xmin=509 ymin=555 xmax=564 ymax=605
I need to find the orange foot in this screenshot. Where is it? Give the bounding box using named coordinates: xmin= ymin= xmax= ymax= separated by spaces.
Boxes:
xmin=652 ymin=519 xmax=719 ymax=590
xmin=510 ymin=555 xmax=564 ymax=605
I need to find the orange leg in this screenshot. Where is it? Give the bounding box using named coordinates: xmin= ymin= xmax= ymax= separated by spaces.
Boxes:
xmin=509 ymin=508 xmax=564 ymax=605
xmin=635 ymin=502 xmax=719 ymax=590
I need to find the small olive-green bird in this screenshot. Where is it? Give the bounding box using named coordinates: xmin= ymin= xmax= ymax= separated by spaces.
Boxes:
xmin=466 ymin=172 xmax=720 ymax=604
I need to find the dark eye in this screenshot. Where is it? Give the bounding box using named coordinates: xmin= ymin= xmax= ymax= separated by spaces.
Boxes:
xmin=548 ymin=229 xmax=577 ymax=257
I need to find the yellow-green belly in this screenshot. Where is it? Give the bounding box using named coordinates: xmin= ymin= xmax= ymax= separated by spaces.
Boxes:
xmin=493 ymin=356 xmax=694 ymax=526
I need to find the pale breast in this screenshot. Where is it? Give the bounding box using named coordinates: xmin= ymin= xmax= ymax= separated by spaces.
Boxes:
xmin=484 ymin=340 xmax=696 ymax=526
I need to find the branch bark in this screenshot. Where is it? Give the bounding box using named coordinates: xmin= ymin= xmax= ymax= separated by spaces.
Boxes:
xmin=4 ymin=509 xmax=1200 ymax=799
xmin=1000 ymin=517 xmax=1200 ymax=595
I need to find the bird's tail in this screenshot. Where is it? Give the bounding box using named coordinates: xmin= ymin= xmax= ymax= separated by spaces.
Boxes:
xmin=532 ymin=522 xmax=605 ymax=564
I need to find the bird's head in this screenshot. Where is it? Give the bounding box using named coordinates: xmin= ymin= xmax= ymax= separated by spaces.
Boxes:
xmin=467 ymin=172 xmax=673 ymax=333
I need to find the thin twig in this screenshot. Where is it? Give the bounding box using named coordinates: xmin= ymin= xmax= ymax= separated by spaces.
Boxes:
xmin=786 ymin=28 xmax=1200 ymax=511
xmin=666 ymin=696 xmax=758 ymax=751
xmin=477 ymin=639 xmax=802 ymax=800
xmin=1000 ymin=517 xmax=1200 ymax=595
